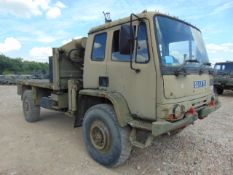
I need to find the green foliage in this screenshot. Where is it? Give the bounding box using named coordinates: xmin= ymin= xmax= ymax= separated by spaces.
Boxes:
xmin=0 ymin=54 xmax=48 ymax=75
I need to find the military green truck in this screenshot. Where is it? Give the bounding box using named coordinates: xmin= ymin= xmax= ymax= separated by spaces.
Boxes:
xmin=214 ymin=61 xmax=233 ymax=95
xmin=17 ymin=11 xmax=220 ymax=167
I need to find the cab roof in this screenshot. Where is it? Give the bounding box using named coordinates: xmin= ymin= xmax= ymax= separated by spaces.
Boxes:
xmin=88 ymin=11 xmax=199 ymax=34
xmin=215 ymin=61 xmax=233 ymax=64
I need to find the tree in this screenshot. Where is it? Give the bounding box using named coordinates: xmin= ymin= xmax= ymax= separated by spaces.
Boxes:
xmin=0 ymin=54 xmax=48 ymax=75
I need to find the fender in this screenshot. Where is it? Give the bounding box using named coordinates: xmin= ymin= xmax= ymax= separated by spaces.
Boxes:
xmin=79 ymin=89 xmax=133 ymax=127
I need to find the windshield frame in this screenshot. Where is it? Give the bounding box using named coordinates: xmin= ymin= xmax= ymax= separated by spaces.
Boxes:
xmin=153 ymin=14 xmax=211 ymax=75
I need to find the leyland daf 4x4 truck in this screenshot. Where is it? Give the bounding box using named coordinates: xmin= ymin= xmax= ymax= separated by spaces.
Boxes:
xmin=17 ymin=11 xmax=220 ymax=167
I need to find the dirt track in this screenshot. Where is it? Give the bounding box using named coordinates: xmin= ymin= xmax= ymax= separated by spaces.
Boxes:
xmin=0 ymin=86 xmax=232 ymax=175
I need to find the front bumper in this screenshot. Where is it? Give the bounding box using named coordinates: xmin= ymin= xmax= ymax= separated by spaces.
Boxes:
xmin=152 ymin=100 xmax=221 ymax=137
xmin=198 ymin=100 xmax=221 ymax=119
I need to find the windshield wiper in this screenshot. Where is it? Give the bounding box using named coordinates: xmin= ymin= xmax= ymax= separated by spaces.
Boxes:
xmin=199 ymin=62 xmax=212 ymax=75
xmin=175 ymin=59 xmax=199 ymax=76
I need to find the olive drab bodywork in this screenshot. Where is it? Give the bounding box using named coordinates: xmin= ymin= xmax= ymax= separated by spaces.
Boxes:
xmin=17 ymin=11 xmax=221 ymax=167
xmin=214 ymin=61 xmax=233 ymax=95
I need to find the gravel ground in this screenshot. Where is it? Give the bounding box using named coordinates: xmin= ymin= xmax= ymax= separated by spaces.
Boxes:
xmin=0 ymin=86 xmax=232 ymax=175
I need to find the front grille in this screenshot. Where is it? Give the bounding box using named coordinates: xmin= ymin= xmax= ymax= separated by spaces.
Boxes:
xmin=192 ymin=99 xmax=208 ymax=111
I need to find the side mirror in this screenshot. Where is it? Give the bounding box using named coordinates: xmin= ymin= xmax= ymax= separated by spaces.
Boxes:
xmin=119 ymin=24 xmax=134 ymax=55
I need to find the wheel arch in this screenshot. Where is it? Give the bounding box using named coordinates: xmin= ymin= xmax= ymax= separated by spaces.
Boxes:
xmin=77 ymin=89 xmax=133 ymax=127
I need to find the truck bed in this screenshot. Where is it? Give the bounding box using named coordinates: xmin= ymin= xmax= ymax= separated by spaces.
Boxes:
xmin=19 ymin=79 xmax=54 ymax=90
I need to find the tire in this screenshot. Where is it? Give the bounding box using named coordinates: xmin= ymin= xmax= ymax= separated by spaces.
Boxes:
xmin=215 ymin=87 xmax=224 ymax=95
xmin=82 ymin=104 xmax=132 ymax=167
xmin=22 ymin=90 xmax=40 ymax=122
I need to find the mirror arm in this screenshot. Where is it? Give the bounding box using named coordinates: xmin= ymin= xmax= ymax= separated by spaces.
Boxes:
xmin=129 ymin=13 xmax=141 ymax=73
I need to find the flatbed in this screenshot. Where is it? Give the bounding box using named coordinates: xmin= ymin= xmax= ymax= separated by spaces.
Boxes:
xmin=19 ymin=79 xmax=53 ymax=90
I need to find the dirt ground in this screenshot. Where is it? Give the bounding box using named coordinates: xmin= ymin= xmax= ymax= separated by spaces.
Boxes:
xmin=0 ymin=86 xmax=232 ymax=175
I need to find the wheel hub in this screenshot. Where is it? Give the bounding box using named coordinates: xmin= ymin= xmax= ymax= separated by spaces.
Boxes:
xmin=90 ymin=120 xmax=111 ymax=152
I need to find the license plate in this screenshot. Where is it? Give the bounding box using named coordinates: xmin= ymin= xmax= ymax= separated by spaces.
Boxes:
xmin=194 ymin=80 xmax=206 ymax=88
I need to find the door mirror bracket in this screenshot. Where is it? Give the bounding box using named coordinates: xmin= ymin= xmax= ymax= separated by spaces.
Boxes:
xmin=119 ymin=13 xmax=141 ymax=73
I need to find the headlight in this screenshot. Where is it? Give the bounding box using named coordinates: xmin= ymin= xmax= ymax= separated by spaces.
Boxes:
xmin=167 ymin=104 xmax=185 ymax=122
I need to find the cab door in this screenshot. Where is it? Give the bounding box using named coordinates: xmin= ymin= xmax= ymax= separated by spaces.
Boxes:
xmin=106 ymin=21 xmax=157 ymax=120
xmin=83 ymin=32 xmax=108 ymax=88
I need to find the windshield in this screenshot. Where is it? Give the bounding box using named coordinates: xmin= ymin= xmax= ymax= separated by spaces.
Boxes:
xmin=155 ymin=16 xmax=209 ymax=67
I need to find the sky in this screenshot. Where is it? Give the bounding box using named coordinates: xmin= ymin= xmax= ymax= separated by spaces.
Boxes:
xmin=0 ymin=0 xmax=232 ymax=64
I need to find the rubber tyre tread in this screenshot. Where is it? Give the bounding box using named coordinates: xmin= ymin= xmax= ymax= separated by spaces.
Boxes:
xmin=82 ymin=104 xmax=132 ymax=167
xmin=22 ymin=90 xmax=40 ymax=122
xmin=216 ymin=87 xmax=224 ymax=95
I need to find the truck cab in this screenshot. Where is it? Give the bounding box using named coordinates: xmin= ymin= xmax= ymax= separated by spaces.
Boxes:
xmin=17 ymin=11 xmax=220 ymax=167
xmin=214 ymin=61 xmax=233 ymax=94
xmin=84 ymin=11 xmax=220 ymax=123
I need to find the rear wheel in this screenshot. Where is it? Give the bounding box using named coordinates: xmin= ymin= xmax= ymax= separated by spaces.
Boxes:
xmin=22 ymin=90 xmax=40 ymax=122
xmin=82 ymin=104 xmax=132 ymax=167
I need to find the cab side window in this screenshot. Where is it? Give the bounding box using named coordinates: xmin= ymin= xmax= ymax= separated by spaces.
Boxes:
xmin=91 ymin=33 xmax=107 ymax=61
xmin=136 ymin=23 xmax=149 ymax=63
xmin=112 ymin=30 xmax=130 ymax=62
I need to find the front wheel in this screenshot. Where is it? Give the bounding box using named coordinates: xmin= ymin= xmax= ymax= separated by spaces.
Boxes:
xmin=82 ymin=104 xmax=132 ymax=167
xmin=214 ymin=86 xmax=224 ymax=95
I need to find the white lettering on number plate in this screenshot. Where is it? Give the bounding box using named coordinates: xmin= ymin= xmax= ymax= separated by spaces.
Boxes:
xmin=194 ymin=80 xmax=206 ymax=88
